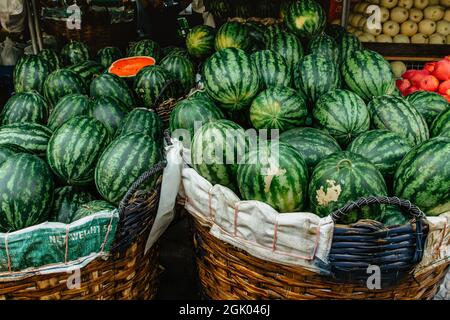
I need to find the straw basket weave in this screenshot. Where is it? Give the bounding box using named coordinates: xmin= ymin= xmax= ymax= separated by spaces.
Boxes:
xmin=0 ymin=161 xmax=166 ymax=300
xmin=191 ymin=197 xmax=450 ymax=300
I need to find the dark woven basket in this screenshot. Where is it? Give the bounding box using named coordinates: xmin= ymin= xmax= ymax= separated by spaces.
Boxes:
xmin=153 ymin=79 xmax=184 ymax=128
xmin=0 ymin=160 xmax=166 ymax=300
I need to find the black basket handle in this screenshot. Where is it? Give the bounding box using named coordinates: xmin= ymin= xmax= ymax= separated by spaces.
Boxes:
xmin=163 ymin=129 xmax=172 ymax=146
xmin=151 ymin=78 xmax=180 ymax=109
xmin=330 ymin=196 xmax=426 ymax=264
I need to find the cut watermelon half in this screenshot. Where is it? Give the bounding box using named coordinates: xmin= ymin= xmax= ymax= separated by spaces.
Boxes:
xmin=108 ymin=56 xmax=156 ymax=78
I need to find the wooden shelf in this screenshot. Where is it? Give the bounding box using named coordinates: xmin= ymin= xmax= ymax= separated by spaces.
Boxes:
xmin=362 ymin=43 xmax=450 ymax=61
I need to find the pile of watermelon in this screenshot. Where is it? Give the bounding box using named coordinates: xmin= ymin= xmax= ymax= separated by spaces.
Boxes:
xmin=397 ymin=56 xmax=450 ymax=101
xmin=175 ymin=0 xmax=450 ymax=225
xmin=0 ymin=40 xmax=171 ymax=233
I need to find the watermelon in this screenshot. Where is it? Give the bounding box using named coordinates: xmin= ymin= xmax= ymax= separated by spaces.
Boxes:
xmin=186 ymin=25 xmax=216 ymax=59
xmin=68 ymin=60 xmax=104 ymax=85
xmin=406 ymin=91 xmax=450 ymax=125
xmin=38 ymin=49 xmax=60 ymax=71
xmin=293 ymin=53 xmax=340 ymax=103
xmin=191 ymin=119 xmax=247 ymax=191
xmin=0 ymin=153 xmax=54 ymax=232
xmin=162 ymin=47 xmax=191 ymax=60
xmin=116 ymin=108 xmax=162 ymax=142
xmin=394 ymin=137 xmax=450 ymax=216
xmin=215 ymin=22 xmax=253 ymax=52
xmin=51 ymin=186 xmax=94 ymax=223
xmin=61 ymin=41 xmax=90 ymax=66
xmin=47 ymin=94 xmax=91 ymax=131
xmin=0 ymin=143 xmax=28 ymax=165
xmin=237 ymin=141 xmax=308 ymax=212
xmin=381 ymin=205 xmax=410 ymax=226
xmin=202 ymin=48 xmax=260 ymax=110
xmin=250 ymin=50 xmax=292 ymax=89
xmin=1 ymin=92 xmax=49 ymax=125
xmin=307 ymin=34 xmax=339 ymax=63
xmin=325 ymin=24 xmax=347 ymax=40
xmin=313 ymin=89 xmax=370 ymax=146
xmin=160 ymin=54 xmax=195 ymax=96
xmin=284 ymin=0 xmax=326 ymax=38
xmin=43 ymin=69 xmax=87 ymax=106
xmin=13 ymin=54 xmax=50 ymax=94
xmin=431 ymin=108 xmax=450 ymax=138
xmin=249 ymin=86 xmax=308 ymax=131
xmin=133 ymin=65 xmax=174 ymax=108
xmin=347 ymin=130 xmax=413 ymax=177
xmin=89 ymin=96 xmax=128 ymax=136
xmin=90 ymin=73 xmax=135 ymax=110
xmin=280 ymin=0 xmax=292 ymax=19
xmin=97 ymin=46 xmax=122 ymax=68
xmin=368 ymin=95 xmax=429 ymax=146
xmin=0 ymin=123 xmax=52 ymax=156
xmin=205 ymin=0 xmax=232 ymax=22
xmin=279 ymin=127 xmax=341 ymax=173
xmin=309 ymin=151 xmax=388 ymax=224
xmin=169 ymin=95 xmax=224 ymax=144
xmin=95 ymin=133 xmax=161 ymax=204
xmin=47 ymin=116 xmax=110 ymax=186
xmin=264 ymin=30 xmax=304 ymax=70
xmin=337 ymin=31 xmax=362 ymax=62
xmin=128 ymin=39 xmax=161 ymax=61
xmin=72 ymin=200 xmax=116 ymax=222
xmin=341 ymin=50 xmax=394 ymax=101
xmin=246 ymin=22 xmax=266 ymax=52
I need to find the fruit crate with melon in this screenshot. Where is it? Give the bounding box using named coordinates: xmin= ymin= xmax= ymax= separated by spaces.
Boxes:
xmin=334 ymin=0 xmax=450 ymax=60
xmin=173 ymin=0 xmax=450 ymax=300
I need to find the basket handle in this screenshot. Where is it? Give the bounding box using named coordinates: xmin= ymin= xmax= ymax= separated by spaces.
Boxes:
xmin=330 ymin=196 xmax=425 ymax=223
xmin=151 ymin=78 xmax=180 ymax=109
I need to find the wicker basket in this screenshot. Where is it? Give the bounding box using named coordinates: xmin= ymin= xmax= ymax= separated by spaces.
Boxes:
xmin=0 ymin=161 xmax=166 ymax=300
xmin=191 ymin=197 xmax=450 ymax=300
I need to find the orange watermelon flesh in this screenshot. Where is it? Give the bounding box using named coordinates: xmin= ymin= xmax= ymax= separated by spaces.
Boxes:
xmin=108 ymin=56 xmax=156 ymax=78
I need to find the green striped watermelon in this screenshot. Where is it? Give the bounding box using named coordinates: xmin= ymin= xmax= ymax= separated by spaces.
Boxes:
xmin=47 ymin=94 xmax=91 ymax=131
xmin=381 ymin=205 xmax=410 ymax=226
xmin=341 ymin=50 xmax=394 ymax=101
xmin=250 ymin=87 xmax=308 ymax=131
xmin=72 ymin=200 xmax=116 ymax=221
xmin=162 ymin=47 xmax=191 ymax=60
xmin=13 ymin=54 xmax=50 ymax=94
xmin=43 ymin=69 xmax=87 ymax=106
xmin=169 ymin=95 xmax=224 ymax=144
xmin=61 ymin=41 xmax=90 ymax=66
xmin=68 ymin=60 xmax=104 ymax=85
xmin=284 ymin=0 xmax=326 ymax=38
xmin=368 ymin=95 xmax=429 ymax=146
xmin=51 ymin=186 xmax=94 ymax=223
xmin=116 ymin=108 xmax=162 ymax=142
xmin=313 ymin=89 xmax=370 ymax=145
xmin=47 ymin=116 xmax=110 ymax=186
xmin=250 ymin=50 xmax=292 ymax=88
xmin=0 ymin=143 xmax=28 ymax=165
xmin=97 ymin=46 xmax=122 ymax=68
xmin=237 ymin=141 xmax=308 ymax=212
xmin=431 ymin=108 xmax=450 ymax=138
xmin=1 ymin=92 xmax=49 ymax=125
xmin=280 ymin=0 xmax=292 ymax=20
xmin=293 ymin=53 xmax=340 ymax=103
xmin=90 ymin=73 xmax=135 ymax=110
xmin=95 ymin=133 xmax=161 ymax=204
xmin=279 ymin=127 xmax=341 ymax=173
xmin=246 ymin=22 xmax=266 ymax=52
xmin=347 ymin=130 xmax=413 ymax=177
xmin=264 ymin=30 xmax=304 ymax=70
xmin=307 ymin=34 xmax=339 ymax=63
xmin=0 ymin=123 xmax=52 ymax=156
xmin=89 ymin=97 xmax=128 ymax=136
xmin=394 ymin=137 xmax=450 ymax=216
xmin=215 ymin=22 xmax=253 ymax=52
xmin=325 ymin=24 xmax=347 ymax=40
xmin=309 ymin=151 xmax=388 ymax=224
xmin=186 ymin=25 xmax=216 ymax=59
xmin=128 ymin=39 xmax=161 ymax=61
xmin=0 ymin=153 xmax=54 ymax=231
xmin=133 ymin=65 xmax=174 ymax=108
xmin=202 ymin=48 xmax=260 ymax=110
xmin=160 ymin=54 xmax=195 ymax=96
xmin=191 ymin=119 xmax=247 ymax=191
xmin=337 ymin=31 xmax=362 ymax=62
xmin=406 ymin=91 xmax=450 ymax=125
xmin=38 ymin=49 xmax=60 ymax=71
